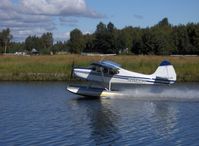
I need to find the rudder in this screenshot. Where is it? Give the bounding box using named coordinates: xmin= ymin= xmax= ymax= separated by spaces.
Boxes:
xmin=153 ymin=60 xmax=176 ymax=84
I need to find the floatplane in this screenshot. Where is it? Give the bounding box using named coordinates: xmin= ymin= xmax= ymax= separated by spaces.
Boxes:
xmin=67 ymin=60 xmax=176 ymax=97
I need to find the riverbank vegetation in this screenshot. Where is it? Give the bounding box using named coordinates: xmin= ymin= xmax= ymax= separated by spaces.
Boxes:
xmin=0 ymin=55 xmax=198 ymax=82
xmin=1 ymin=18 xmax=199 ymax=55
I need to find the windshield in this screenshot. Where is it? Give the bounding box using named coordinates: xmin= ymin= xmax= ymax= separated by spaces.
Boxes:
xmin=101 ymin=60 xmax=121 ymax=68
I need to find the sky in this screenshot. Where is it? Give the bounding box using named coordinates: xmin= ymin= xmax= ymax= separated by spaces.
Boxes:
xmin=0 ymin=0 xmax=199 ymax=42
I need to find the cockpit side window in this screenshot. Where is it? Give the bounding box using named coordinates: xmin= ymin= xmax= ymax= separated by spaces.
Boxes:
xmin=91 ymin=66 xmax=96 ymax=71
xmin=109 ymin=69 xmax=119 ymax=75
xmin=96 ymin=66 xmax=101 ymax=72
xmin=89 ymin=65 xmax=99 ymax=72
xmin=90 ymin=65 xmax=101 ymax=73
xmin=103 ymin=67 xmax=108 ymax=74
xmin=90 ymin=64 xmax=119 ymax=75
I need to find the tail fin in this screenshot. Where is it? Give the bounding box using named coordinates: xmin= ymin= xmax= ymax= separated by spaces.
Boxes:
xmin=153 ymin=60 xmax=176 ymax=84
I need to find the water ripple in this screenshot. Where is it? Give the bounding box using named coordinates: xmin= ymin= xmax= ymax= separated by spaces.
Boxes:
xmin=1 ymin=82 xmax=199 ymax=145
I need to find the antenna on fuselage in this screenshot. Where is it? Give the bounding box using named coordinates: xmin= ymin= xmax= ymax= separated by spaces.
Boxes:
xmin=100 ymin=56 xmax=105 ymax=62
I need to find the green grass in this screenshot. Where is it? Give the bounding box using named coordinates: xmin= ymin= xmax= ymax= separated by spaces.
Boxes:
xmin=0 ymin=54 xmax=199 ymax=81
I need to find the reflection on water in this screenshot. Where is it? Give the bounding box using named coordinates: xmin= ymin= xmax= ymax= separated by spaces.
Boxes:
xmin=147 ymin=102 xmax=178 ymax=142
xmin=0 ymin=82 xmax=199 ymax=146
xmin=75 ymin=99 xmax=120 ymax=145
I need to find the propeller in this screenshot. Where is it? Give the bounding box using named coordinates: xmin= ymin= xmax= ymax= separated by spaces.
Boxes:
xmin=70 ymin=60 xmax=75 ymax=80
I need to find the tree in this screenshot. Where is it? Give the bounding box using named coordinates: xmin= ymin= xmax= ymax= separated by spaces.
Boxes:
xmin=106 ymin=22 xmax=118 ymax=53
xmin=172 ymin=25 xmax=190 ymax=54
xmin=131 ymin=28 xmax=143 ymax=54
xmin=117 ymin=28 xmax=133 ymax=53
xmin=41 ymin=32 xmax=53 ymax=49
xmin=24 ymin=32 xmax=54 ymax=54
xmin=157 ymin=17 xmax=170 ymax=27
xmin=94 ymin=22 xmax=108 ymax=53
xmin=25 ymin=35 xmax=41 ymax=52
xmin=9 ymin=42 xmax=25 ymax=53
xmin=0 ymin=28 xmax=13 ymax=54
xmin=107 ymin=22 xmax=115 ymax=33
xmin=2 ymin=18 xmax=199 ymax=55
xmin=68 ymin=28 xmax=85 ymax=53
xmin=52 ymin=41 xmax=67 ymax=53
xmin=95 ymin=22 xmax=107 ymax=34
xmin=150 ymin=18 xmax=173 ymax=55
xmin=94 ymin=22 xmax=118 ymax=53
xmin=141 ymin=29 xmax=155 ymax=54
xmin=83 ymin=34 xmax=95 ymax=52
xmin=187 ymin=23 xmax=199 ymax=54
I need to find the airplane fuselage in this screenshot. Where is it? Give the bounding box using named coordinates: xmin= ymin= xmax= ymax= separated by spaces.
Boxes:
xmin=73 ymin=67 xmax=175 ymax=85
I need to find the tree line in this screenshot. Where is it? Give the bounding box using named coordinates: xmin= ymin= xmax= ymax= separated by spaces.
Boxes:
xmin=1 ymin=18 xmax=199 ymax=55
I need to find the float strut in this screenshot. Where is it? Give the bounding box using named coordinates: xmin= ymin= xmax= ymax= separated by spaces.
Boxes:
xmin=108 ymin=82 xmax=112 ymax=91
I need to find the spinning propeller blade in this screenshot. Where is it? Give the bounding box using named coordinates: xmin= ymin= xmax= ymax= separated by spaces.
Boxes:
xmin=70 ymin=60 xmax=75 ymax=80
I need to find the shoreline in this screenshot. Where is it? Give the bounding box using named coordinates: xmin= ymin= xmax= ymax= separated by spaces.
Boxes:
xmin=0 ymin=55 xmax=198 ymax=82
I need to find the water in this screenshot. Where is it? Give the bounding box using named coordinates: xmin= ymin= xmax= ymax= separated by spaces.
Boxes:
xmin=0 ymin=82 xmax=199 ymax=146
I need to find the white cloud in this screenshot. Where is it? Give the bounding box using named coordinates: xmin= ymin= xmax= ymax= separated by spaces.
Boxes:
xmin=0 ymin=0 xmax=13 ymax=9
xmin=0 ymin=0 xmax=103 ymax=42
xmin=12 ymin=27 xmax=53 ymax=42
xmin=20 ymin=0 xmax=102 ymax=18
xmin=59 ymin=17 xmax=79 ymax=23
xmin=54 ymin=31 xmax=70 ymax=42
xmin=59 ymin=17 xmax=79 ymax=27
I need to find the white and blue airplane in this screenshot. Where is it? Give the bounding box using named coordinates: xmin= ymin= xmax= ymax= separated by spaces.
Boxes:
xmin=67 ymin=60 xmax=176 ymax=97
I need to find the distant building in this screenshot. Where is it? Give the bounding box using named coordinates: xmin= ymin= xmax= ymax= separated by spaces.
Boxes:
xmin=31 ymin=48 xmax=39 ymax=55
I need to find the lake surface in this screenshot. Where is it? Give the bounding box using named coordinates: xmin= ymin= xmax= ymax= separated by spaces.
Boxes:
xmin=0 ymin=82 xmax=199 ymax=146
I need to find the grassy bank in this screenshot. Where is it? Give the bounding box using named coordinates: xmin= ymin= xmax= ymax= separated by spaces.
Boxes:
xmin=0 ymin=55 xmax=199 ymax=82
